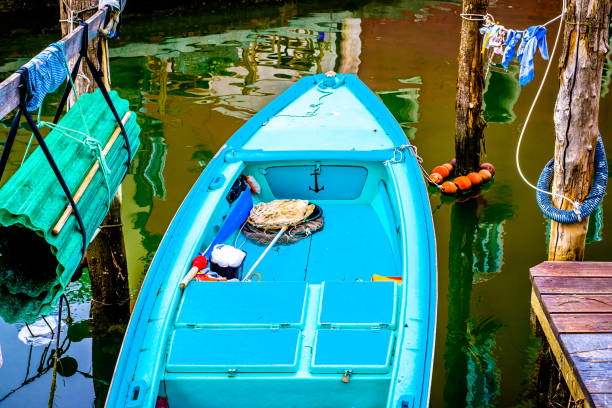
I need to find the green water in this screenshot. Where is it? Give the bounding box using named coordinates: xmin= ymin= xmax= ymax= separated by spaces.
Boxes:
xmin=0 ymin=0 xmax=611 ymax=406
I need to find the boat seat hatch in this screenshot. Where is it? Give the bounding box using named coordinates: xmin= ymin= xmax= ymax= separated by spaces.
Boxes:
xmin=317 ymin=281 xmax=397 ymax=328
xmin=310 ymin=329 xmax=394 ymax=374
xmin=176 ymin=282 xmax=308 ymax=327
xmin=167 ymin=328 xmax=301 ymax=373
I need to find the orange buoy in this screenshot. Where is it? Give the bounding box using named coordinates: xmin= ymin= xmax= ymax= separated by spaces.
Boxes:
xmin=430 ymin=173 xmax=444 ymax=184
xmin=432 ymin=166 xmax=450 ymax=178
xmin=478 ymin=169 xmax=492 ymax=182
xmin=440 ymin=181 xmax=457 ymax=194
xmin=467 ymin=172 xmax=483 ymax=186
xmin=454 ymin=176 xmax=472 ymax=191
xmin=480 ymin=162 xmax=495 ymax=175
xmin=442 ymin=163 xmax=453 ymax=173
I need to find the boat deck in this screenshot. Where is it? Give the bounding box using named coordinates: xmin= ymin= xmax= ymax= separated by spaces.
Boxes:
xmin=164 ymin=281 xmax=398 ymax=408
xmin=238 ymin=204 xmax=398 ymax=283
xmin=530 ymin=261 xmax=612 ymax=408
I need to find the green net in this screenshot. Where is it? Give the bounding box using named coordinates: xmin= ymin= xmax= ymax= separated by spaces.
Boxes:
xmin=0 ymin=89 xmax=140 ymax=323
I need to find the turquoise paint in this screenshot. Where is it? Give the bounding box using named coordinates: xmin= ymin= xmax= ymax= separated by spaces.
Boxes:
xmin=106 ymin=74 xmax=436 ymax=408
xmin=317 ymin=281 xmax=397 ymax=329
xmin=311 ymin=329 xmax=394 ymax=373
xmin=265 ymin=165 xmax=368 ymax=200
xmin=167 ymin=328 xmax=302 ymax=373
xmin=175 ymin=282 xmax=308 ymax=328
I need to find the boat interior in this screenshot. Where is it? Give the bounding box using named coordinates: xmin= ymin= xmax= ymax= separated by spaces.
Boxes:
xmin=160 ymin=160 xmax=407 ymax=408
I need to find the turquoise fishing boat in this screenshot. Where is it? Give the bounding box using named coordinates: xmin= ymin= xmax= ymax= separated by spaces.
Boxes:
xmin=106 ymin=73 xmax=437 ymax=408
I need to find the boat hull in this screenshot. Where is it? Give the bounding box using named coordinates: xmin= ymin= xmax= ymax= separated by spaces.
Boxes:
xmin=106 ymin=73 xmax=437 ymax=408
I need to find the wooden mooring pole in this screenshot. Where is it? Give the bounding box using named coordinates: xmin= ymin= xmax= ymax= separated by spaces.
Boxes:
xmin=548 ymin=0 xmax=611 ymax=261
xmin=58 ymin=0 xmax=131 ymax=307
xmin=454 ymin=0 xmax=488 ymax=176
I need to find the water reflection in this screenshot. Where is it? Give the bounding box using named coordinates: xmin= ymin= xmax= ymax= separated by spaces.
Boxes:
xmin=378 ymin=76 xmax=421 ymax=140
xmin=444 ymin=196 xmax=514 ymax=407
xmin=483 ymin=64 xmax=521 ymax=124
xmin=0 ymin=0 xmax=610 ymax=407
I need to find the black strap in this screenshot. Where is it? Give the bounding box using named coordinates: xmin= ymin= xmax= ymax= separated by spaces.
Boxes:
xmin=83 ymin=55 xmax=132 ymax=166
xmin=0 ymin=71 xmax=88 ymax=257
xmin=53 ymin=22 xmax=132 ymax=169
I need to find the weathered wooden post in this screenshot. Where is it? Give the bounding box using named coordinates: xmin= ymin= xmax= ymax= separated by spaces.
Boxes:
xmin=59 ymin=2 xmax=131 ymax=403
xmin=548 ymin=0 xmax=611 ymax=261
xmin=454 ymin=0 xmax=489 ymax=175
xmin=60 ymin=0 xmax=98 ymax=106
xmin=58 ymin=0 xmax=131 ymax=306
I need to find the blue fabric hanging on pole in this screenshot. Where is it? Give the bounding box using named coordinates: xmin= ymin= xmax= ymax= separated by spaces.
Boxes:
xmin=516 ymin=26 xmax=548 ymax=86
xmin=21 ymin=42 xmax=68 ymax=111
xmin=501 ymin=29 xmax=522 ymax=69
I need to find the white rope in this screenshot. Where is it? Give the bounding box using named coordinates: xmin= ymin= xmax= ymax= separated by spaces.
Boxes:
xmin=460 ymin=13 xmax=493 ymax=22
xmin=514 ymin=0 xmax=581 ymax=212
xmin=543 ymin=13 xmax=563 ymax=27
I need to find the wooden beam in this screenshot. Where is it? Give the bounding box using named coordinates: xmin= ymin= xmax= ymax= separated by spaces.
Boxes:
xmin=531 ymin=290 xmax=593 ymax=407
xmin=0 ymin=8 xmax=106 ymax=120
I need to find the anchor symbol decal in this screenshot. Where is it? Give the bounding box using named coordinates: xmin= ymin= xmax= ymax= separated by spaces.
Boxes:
xmin=309 ymin=163 xmax=325 ymax=193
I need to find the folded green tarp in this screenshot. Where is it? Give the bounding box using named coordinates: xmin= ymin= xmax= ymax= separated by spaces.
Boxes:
xmin=0 ymin=89 xmax=140 ymax=323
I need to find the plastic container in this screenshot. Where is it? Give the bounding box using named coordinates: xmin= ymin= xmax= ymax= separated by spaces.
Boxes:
xmin=210 ymin=244 xmax=246 ymax=280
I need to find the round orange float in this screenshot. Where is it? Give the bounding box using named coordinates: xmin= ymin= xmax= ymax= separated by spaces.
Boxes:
xmin=430 ymin=173 xmax=444 ymax=184
xmin=442 ymin=163 xmax=454 ymax=173
xmin=432 ymin=166 xmax=450 ymax=178
xmin=440 ymin=181 xmax=457 ymax=194
xmin=478 ymin=169 xmax=492 ymax=182
xmin=467 ymin=172 xmax=483 ymax=186
xmin=453 ymin=176 xmax=472 ymax=191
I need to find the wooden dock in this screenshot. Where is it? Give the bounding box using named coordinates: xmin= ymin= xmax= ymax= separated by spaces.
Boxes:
xmin=531 ymin=261 xmax=612 ymax=407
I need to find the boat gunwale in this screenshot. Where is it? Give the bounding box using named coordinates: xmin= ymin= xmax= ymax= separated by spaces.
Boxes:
xmin=106 ymin=73 xmax=437 ymax=408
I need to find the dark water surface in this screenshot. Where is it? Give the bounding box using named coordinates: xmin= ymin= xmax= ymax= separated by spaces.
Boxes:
xmin=0 ymin=0 xmax=611 ymax=406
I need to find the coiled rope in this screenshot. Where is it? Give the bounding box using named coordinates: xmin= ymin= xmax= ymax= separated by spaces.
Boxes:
xmin=537 ymin=135 xmax=607 ymax=223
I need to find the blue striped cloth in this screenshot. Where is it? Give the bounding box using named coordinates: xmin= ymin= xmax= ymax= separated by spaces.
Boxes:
xmin=21 ymin=41 xmax=68 ymax=111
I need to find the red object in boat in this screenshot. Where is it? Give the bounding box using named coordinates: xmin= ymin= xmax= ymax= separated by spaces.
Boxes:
xmin=156 ymin=396 xmax=169 ymax=408
xmin=191 ymin=255 xmax=207 ymax=270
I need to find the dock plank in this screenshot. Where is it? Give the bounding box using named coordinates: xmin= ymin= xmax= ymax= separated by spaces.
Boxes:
xmin=533 ymin=277 xmax=612 ymax=294
xmin=561 ymin=334 xmax=612 ymax=395
xmin=532 ymin=262 xmax=612 ymax=408
xmin=591 ymin=394 xmax=612 ymax=408
xmin=542 ymin=295 xmax=612 ymax=313
xmin=531 ymin=262 xmax=612 ymax=278
xmin=552 ymin=314 xmax=612 ymax=333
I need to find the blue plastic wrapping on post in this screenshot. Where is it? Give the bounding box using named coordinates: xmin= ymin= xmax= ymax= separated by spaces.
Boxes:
xmin=537 ymin=134 xmax=608 ymax=223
